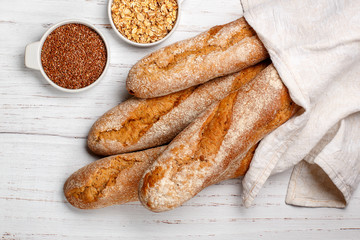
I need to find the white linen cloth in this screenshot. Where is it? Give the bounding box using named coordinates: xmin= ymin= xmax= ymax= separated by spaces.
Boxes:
xmin=239 ymin=0 xmax=360 ymax=208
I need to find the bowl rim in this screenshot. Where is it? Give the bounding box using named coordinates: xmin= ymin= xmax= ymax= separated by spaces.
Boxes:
xmin=107 ymin=0 xmax=181 ymax=47
xmin=38 ymin=19 xmax=110 ymax=93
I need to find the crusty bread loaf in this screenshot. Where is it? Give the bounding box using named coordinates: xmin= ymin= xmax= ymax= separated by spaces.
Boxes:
xmin=138 ymin=64 xmax=299 ymax=212
xmin=88 ymin=62 xmax=269 ymax=156
xmin=64 ymin=146 xmax=166 ymax=209
xmin=63 ymin=144 xmax=256 ymax=209
xmin=127 ymin=17 xmax=269 ymax=98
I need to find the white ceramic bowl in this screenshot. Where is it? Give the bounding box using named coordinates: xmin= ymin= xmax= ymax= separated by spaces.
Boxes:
xmin=108 ymin=0 xmax=183 ymax=47
xmin=25 ymin=19 xmax=110 ymax=93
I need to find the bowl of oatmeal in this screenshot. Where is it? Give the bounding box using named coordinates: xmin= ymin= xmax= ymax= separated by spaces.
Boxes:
xmin=108 ymin=0 xmax=181 ymax=47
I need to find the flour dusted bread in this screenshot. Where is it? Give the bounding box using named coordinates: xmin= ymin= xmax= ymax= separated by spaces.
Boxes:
xmin=88 ymin=62 xmax=268 ymax=156
xmin=64 ymin=144 xmax=257 ymax=209
xmin=127 ymin=17 xmax=269 ymax=98
xmin=64 ymin=146 xmax=166 ymax=209
xmin=139 ymin=64 xmax=299 ymax=212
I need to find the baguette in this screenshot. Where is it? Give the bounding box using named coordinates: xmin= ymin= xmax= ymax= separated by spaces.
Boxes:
xmin=126 ymin=17 xmax=269 ymax=98
xmin=64 ymin=146 xmax=166 ymax=209
xmin=63 ymin=145 xmax=256 ymax=209
xmin=88 ymin=62 xmax=269 ymax=156
xmin=139 ymin=64 xmax=299 ymax=212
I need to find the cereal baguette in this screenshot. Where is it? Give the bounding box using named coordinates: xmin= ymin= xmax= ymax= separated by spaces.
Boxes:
xmin=88 ymin=62 xmax=269 ymax=156
xmin=64 ymin=146 xmax=166 ymax=209
xmin=127 ymin=17 xmax=269 ymax=98
xmin=139 ymin=64 xmax=299 ymax=212
xmin=63 ymin=145 xmax=256 ymax=209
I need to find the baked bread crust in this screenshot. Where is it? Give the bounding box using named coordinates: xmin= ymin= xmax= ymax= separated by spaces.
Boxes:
xmin=88 ymin=62 xmax=269 ymax=156
xmin=63 ymin=144 xmax=257 ymax=209
xmin=126 ymin=17 xmax=269 ymax=98
xmin=138 ymin=64 xmax=299 ymax=212
xmin=63 ymin=146 xmax=166 ymax=209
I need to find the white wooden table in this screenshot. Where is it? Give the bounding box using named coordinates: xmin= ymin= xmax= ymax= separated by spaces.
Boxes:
xmin=1 ymin=0 xmax=359 ymax=239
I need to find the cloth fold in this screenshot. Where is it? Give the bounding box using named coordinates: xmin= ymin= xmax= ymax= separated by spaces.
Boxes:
xmin=240 ymin=0 xmax=360 ymax=208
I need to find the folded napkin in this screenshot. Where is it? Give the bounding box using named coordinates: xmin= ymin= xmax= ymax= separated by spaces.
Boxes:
xmin=240 ymin=0 xmax=360 ymax=208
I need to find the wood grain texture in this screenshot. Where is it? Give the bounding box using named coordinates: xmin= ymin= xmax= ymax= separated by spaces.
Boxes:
xmin=0 ymin=0 xmax=359 ymax=239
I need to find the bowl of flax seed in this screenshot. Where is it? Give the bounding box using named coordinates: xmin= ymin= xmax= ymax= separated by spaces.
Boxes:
xmin=25 ymin=19 xmax=109 ymax=92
